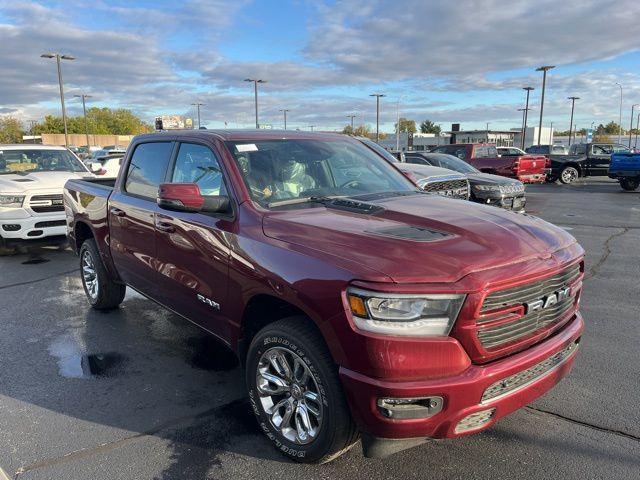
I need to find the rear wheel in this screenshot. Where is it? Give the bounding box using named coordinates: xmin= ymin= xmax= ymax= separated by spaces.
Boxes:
xmin=560 ymin=166 xmax=579 ymax=184
xmin=246 ymin=316 xmax=358 ymax=463
xmin=79 ymin=239 xmax=126 ymax=310
xmin=620 ymin=178 xmax=640 ymax=191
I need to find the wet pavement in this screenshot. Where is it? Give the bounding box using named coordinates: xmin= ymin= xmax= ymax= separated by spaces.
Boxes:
xmin=0 ymin=178 xmax=638 ymax=479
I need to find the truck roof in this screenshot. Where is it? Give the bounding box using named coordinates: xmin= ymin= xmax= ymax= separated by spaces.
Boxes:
xmin=0 ymin=144 xmax=68 ymax=150
xmin=134 ymin=129 xmax=347 ymax=143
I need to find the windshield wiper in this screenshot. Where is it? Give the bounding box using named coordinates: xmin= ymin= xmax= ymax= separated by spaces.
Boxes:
xmin=267 ymin=195 xmax=343 ymax=208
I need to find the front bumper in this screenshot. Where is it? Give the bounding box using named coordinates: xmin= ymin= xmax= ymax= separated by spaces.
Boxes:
xmin=339 ymin=313 xmax=583 ymax=457
xmin=0 ymin=209 xmax=67 ymax=242
xmin=471 ymin=193 xmax=526 ymax=212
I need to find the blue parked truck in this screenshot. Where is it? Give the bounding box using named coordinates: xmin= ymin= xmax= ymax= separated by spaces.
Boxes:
xmin=609 ymin=153 xmax=640 ymax=191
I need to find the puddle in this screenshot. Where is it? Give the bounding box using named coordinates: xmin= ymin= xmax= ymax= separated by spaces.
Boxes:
xmin=187 ymin=336 xmax=239 ymax=372
xmin=22 ymin=257 xmax=50 ymax=265
xmin=48 ymin=334 xmax=127 ymax=379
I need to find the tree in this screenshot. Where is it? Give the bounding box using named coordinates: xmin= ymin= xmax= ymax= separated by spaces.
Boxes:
xmin=0 ymin=117 xmax=24 ymax=143
xmin=342 ymin=125 xmax=354 ymax=135
xmin=603 ymin=121 xmax=622 ymax=135
xmin=395 ymin=117 xmax=416 ymax=133
xmin=32 ymin=108 xmax=152 ymax=136
xmin=420 ymin=120 xmax=441 ymax=134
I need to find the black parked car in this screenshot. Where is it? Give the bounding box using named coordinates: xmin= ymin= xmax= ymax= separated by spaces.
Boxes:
xmin=404 ymin=152 xmax=526 ymax=212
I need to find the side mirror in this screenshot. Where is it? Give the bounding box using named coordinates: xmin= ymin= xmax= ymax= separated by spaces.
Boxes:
xmin=89 ymin=162 xmax=103 ymax=174
xmin=157 ymin=183 xmax=230 ymax=214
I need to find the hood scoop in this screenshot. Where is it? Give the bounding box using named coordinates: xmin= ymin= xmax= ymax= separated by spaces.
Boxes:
xmin=12 ymin=178 xmax=34 ymax=182
xmin=367 ymin=225 xmax=453 ymax=242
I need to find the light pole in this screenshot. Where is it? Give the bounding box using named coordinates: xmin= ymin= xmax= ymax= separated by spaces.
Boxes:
xmin=41 ymin=53 xmax=75 ymax=147
xmin=73 ymin=94 xmax=92 ymax=148
xmin=309 ymin=125 xmax=316 ymax=132
xmin=536 ymin=66 xmax=555 ymax=145
xmin=244 ymin=78 xmax=266 ymax=128
xmin=521 ymin=87 xmax=534 ymax=149
xmin=370 ymin=93 xmax=385 ymax=143
xmin=567 ymin=96 xmax=579 ymax=146
xmin=629 ymin=104 xmax=639 ymax=148
xmin=615 ymin=82 xmax=623 ymax=144
xmin=191 ymin=102 xmax=204 ymax=129
xmin=346 ymin=114 xmax=356 ymax=131
xmin=635 ymin=112 xmax=640 ymax=149
xmin=486 ymin=122 xmax=490 ymax=142
xmin=518 ymin=108 xmax=530 ymax=147
xmin=279 ymin=109 xmax=289 ymax=130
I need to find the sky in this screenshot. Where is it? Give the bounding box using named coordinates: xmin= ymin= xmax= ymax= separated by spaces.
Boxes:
xmin=1 ymin=0 xmax=640 ymax=133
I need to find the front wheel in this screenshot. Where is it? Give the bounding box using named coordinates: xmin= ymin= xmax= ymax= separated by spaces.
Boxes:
xmin=620 ymin=178 xmax=640 ymax=191
xmin=560 ymin=166 xmax=579 ymax=184
xmin=246 ymin=317 xmax=358 ymax=463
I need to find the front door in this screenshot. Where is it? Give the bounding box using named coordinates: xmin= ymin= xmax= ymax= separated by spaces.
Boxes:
xmin=154 ymin=141 xmax=233 ymax=340
xmin=588 ymin=144 xmax=613 ymax=176
xmin=109 ymin=141 xmax=174 ymax=298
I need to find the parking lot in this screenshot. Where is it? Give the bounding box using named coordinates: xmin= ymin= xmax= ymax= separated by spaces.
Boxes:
xmin=0 ymin=178 xmax=638 ymax=480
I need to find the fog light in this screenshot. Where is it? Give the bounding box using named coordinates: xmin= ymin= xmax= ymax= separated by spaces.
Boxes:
xmin=455 ymin=408 xmax=496 ymax=434
xmin=1 ymin=224 xmax=21 ymax=232
xmin=377 ymin=396 xmax=443 ymax=419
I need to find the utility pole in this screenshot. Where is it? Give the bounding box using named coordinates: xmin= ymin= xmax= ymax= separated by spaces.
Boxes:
xmin=191 ymin=102 xmax=204 ymax=129
xmin=629 ymin=104 xmax=639 ymax=148
xmin=396 ymin=100 xmax=400 ymax=151
xmin=518 ymin=108 xmax=530 ymax=148
xmin=370 ymin=93 xmax=385 ymax=143
xmin=615 ymin=82 xmax=623 ymax=144
xmin=279 ymin=109 xmax=289 ymax=130
xmin=244 ymin=78 xmax=266 ymax=128
xmin=536 ymin=66 xmax=555 ymax=145
xmin=73 ymin=94 xmax=92 ymax=148
xmin=486 ymin=122 xmax=490 ymax=143
xmin=567 ymin=96 xmax=579 ymax=146
xmin=521 ymin=87 xmax=534 ymax=149
xmin=635 ymin=112 xmax=640 ymax=149
xmin=41 ymin=53 xmax=75 ymax=147
xmin=309 ymin=125 xmax=316 ymax=132
xmin=346 ymin=114 xmax=356 ymax=132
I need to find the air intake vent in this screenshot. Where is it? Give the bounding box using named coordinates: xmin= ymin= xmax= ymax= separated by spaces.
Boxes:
xmin=12 ymin=179 xmax=34 ymax=182
xmin=367 ymin=225 xmax=452 ymax=242
xmin=327 ymin=199 xmax=384 ymax=215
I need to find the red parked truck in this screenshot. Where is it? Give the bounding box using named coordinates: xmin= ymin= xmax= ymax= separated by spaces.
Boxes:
xmin=64 ymin=131 xmax=584 ymax=462
xmin=432 ymin=143 xmax=548 ymax=183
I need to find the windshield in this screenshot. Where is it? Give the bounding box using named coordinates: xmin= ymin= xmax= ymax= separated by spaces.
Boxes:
xmin=430 ymin=154 xmax=478 ymax=173
xmin=0 ymin=149 xmax=87 ymax=174
xmin=225 ymin=138 xmax=417 ymax=207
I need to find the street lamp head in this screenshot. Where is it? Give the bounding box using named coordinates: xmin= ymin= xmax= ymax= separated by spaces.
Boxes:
xmin=536 ymin=65 xmax=555 ymax=71
xmin=568 ymin=96 xmax=580 ymax=101
xmin=60 ymin=55 xmax=75 ymax=61
xmin=256 ymin=79 xmax=266 ymax=84
xmin=523 ymin=86 xmax=535 ymax=91
xmin=40 ymin=53 xmax=55 ymax=59
xmin=369 ymin=93 xmax=385 ymax=98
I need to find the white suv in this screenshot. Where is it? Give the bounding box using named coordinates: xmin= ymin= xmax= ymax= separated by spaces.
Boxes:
xmin=0 ymin=145 xmax=99 ymax=247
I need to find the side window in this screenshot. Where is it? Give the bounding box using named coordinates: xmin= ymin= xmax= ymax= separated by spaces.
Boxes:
xmin=171 ymin=143 xmax=226 ymax=196
xmin=592 ymin=144 xmax=612 ymax=155
xmin=613 ymin=145 xmax=630 ymax=153
xmin=124 ymin=142 xmax=173 ymax=198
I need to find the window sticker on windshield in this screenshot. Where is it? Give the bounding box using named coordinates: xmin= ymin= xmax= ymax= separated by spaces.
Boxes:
xmin=236 ymin=144 xmax=258 ymax=152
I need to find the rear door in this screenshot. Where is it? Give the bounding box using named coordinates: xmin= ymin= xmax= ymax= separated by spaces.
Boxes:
xmin=108 ymin=140 xmax=174 ymax=298
xmin=154 ymin=140 xmax=234 ymax=340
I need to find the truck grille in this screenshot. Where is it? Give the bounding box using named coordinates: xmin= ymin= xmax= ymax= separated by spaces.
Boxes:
xmin=29 ymin=194 xmax=64 ymax=213
xmin=476 ymin=264 xmax=581 ymax=350
xmin=422 ymin=178 xmax=469 ymax=200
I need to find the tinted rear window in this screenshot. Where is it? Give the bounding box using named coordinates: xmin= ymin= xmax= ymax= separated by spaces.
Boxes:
xmin=124 ymin=142 xmax=173 ymax=198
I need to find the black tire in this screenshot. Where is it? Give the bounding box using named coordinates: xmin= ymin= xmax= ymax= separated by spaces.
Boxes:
xmin=559 ymin=165 xmax=579 ymax=184
xmin=246 ymin=316 xmax=359 ymax=463
xmin=79 ymin=239 xmax=126 ymax=310
xmin=620 ymin=178 xmax=640 ymax=191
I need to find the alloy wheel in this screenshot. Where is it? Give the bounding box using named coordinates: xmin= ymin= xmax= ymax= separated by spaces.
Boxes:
xmin=561 ymin=167 xmax=578 ymax=184
xmin=256 ymin=347 xmax=323 ymax=445
xmin=81 ymin=250 xmax=99 ymax=300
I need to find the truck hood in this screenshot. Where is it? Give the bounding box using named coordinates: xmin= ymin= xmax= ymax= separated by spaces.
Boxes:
xmin=0 ymin=171 xmax=93 ymax=194
xmin=263 ymin=194 xmax=576 ymax=283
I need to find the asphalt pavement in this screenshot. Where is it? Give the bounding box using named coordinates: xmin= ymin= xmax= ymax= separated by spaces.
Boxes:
xmin=0 ymin=178 xmax=638 ymax=480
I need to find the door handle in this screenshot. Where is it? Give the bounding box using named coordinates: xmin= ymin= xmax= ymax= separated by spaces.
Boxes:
xmin=109 ymin=206 xmax=126 ymax=217
xmin=155 ymin=220 xmax=175 ymax=233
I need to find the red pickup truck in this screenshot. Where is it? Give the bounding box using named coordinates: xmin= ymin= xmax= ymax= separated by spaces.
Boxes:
xmin=432 ymin=143 xmax=548 ymax=183
xmin=64 ymin=131 xmax=584 ymax=462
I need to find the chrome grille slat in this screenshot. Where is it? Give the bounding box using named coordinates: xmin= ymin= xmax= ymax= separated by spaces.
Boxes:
xmin=477 ymin=264 xmax=581 ymax=349
xmin=29 ymin=194 xmax=64 ymax=214
xmin=481 ymin=265 xmax=580 ymax=312
xmin=422 ymin=179 xmax=469 ymax=200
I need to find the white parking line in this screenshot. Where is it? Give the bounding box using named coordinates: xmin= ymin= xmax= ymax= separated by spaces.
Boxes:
xmin=0 ymin=465 xmax=11 ymax=480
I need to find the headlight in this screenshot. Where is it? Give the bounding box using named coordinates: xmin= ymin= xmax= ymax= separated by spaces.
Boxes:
xmin=347 ymin=288 xmax=465 ymax=336
xmin=0 ymin=195 xmax=25 ymax=208
xmin=472 ymin=184 xmax=501 ymax=192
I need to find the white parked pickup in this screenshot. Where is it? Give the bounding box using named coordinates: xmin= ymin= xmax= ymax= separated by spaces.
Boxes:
xmin=0 ymin=144 xmax=100 ymax=247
